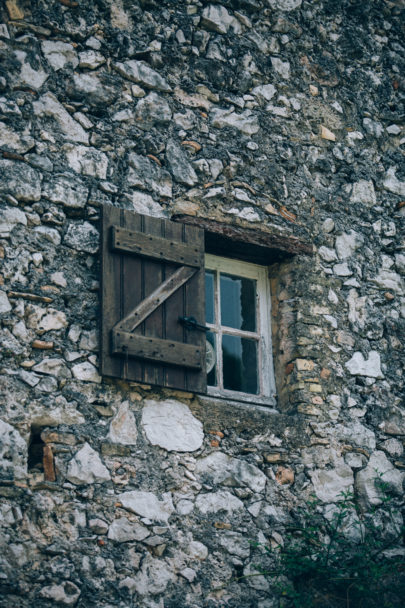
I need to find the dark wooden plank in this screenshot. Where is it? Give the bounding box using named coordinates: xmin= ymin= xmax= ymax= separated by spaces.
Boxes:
xmin=163 ymin=220 xmax=187 ymax=390
xmin=111 ymin=226 xmax=203 ymax=267
xmin=183 ymin=223 xmax=207 ymax=393
xmin=114 ymin=266 xmax=196 ymax=333
xmin=172 ymin=214 xmax=313 ymax=258
xmin=112 ymin=332 xmax=204 ymax=370
xmin=100 ymin=204 xmax=123 ymax=379
xmin=121 ymin=208 xmax=144 ymax=382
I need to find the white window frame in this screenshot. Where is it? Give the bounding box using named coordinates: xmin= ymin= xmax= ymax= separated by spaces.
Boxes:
xmin=205 ymin=254 xmax=276 ymax=407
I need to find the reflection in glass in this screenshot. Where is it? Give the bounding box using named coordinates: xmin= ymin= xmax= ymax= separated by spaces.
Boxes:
xmin=205 ymin=270 xmax=215 ymax=325
xmin=206 ymin=331 xmax=217 ymax=387
xmin=220 ymin=274 xmax=256 ymax=331
xmin=222 ymin=335 xmax=258 ymax=394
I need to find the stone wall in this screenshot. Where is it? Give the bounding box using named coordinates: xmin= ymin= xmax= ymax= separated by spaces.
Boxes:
xmin=0 ymin=0 xmax=404 ymax=606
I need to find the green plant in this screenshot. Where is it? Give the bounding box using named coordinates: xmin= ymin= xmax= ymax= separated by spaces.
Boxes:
xmin=251 ymin=480 xmax=405 ymax=608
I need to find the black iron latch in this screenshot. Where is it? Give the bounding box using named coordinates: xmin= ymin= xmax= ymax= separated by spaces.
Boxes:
xmin=178 ymin=316 xmax=209 ymax=332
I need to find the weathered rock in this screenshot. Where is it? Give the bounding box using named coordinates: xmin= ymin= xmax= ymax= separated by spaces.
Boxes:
xmin=41 ymin=41 xmax=79 ymax=71
xmin=219 ymin=531 xmax=250 ymax=558
xmin=64 ymin=145 xmax=108 ymax=180
xmin=78 ymin=50 xmax=105 ymax=69
xmin=133 ymin=555 xmax=175 ymax=596
xmin=371 ymin=270 xmax=403 ymax=294
xmin=268 ymin=0 xmax=302 ymax=10
xmin=108 ymin=401 xmax=138 ymax=445
xmin=0 ymin=122 xmax=35 ymax=154
xmin=0 ymin=206 xmax=27 ymax=237
xmin=0 ymin=419 xmax=27 ymax=480
xmin=309 ymin=461 xmax=354 ymax=503
xmin=335 ymin=231 xmax=364 ymax=260
xmin=118 ymin=491 xmax=174 ymax=523
xmin=32 ymin=358 xmax=71 ymax=379
xmin=355 ymin=451 xmax=405 ymax=507
xmin=70 ymin=72 xmax=119 ymax=107
xmin=345 ymin=351 xmax=383 ymax=378
xmin=142 ymin=400 xmax=203 ymax=452
xmin=108 ymin=517 xmax=149 ymax=542
xmin=0 ymin=291 xmax=11 ymax=314
xmin=134 ymin=92 xmax=172 ymax=130
xmin=71 ymin=362 xmax=101 ymax=383
xmin=195 ymin=452 xmax=267 ymax=492
xmin=126 ymin=191 xmax=167 ymax=217
xmin=39 ymin=582 xmax=81 ymax=605
xmin=42 ymin=174 xmax=89 ymax=209
xmin=64 ymin=222 xmax=99 ymax=254
xmin=127 ymin=153 xmax=172 ymax=198
xmin=66 ymin=443 xmax=111 ymax=484
xmin=0 ymin=160 xmax=42 ymax=202
xmin=33 ymin=93 xmax=89 ymax=144
xmin=26 ymin=305 xmax=68 ymax=332
xmin=251 ymin=84 xmax=277 ymax=103
xmin=195 ymin=491 xmax=244 ymax=514
xmin=165 ymin=140 xmax=198 ymax=186
xmin=211 ymin=107 xmax=260 ymax=136
xmin=34 ymin=226 xmax=61 ymax=246
xmin=114 ymin=60 xmax=171 ymax=92
xmin=201 ymin=5 xmax=241 ymax=34
xmin=14 ymin=50 xmax=48 ymax=89
xmin=383 ymin=167 xmax=405 ymax=197
xmin=350 ymin=180 xmax=376 ymax=206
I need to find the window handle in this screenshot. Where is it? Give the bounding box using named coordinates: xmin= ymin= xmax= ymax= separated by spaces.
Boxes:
xmin=178 ymin=316 xmax=209 ymax=332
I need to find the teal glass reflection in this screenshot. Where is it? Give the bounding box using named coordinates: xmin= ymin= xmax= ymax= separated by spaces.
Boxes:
xmin=220 ymin=274 xmax=256 ymax=331
xmin=222 ymin=335 xmax=258 ymax=394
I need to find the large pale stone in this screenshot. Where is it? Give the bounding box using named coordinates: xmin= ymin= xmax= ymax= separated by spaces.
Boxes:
xmin=309 ymin=462 xmax=354 ymax=503
xmin=268 ymin=0 xmax=302 ymax=10
xmin=41 ymin=41 xmax=78 ymax=71
xmin=350 ymin=180 xmax=376 ymax=206
xmin=0 ymin=291 xmax=11 ymax=314
xmin=67 ymin=443 xmax=111 ymax=485
xmin=127 ymin=191 xmax=167 ymax=218
xmin=108 ymin=402 xmax=138 ymax=445
xmin=345 ymin=351 xmax=383 ymax=378
xmin=335 ymin=230 xmax=364 ymax=259
xmin=118 ymin=491 xmax=174 ymax=523
xmin=26 ymin=305 xmax=68 ymax=332
xmin=219 ymin=531 xmax=250 ymax=558
xmin=195 ymin=490 xmax=244 ymax=514
xmin=14 ymin=50 xmax=48 ymax=89
xmin=195 ymin=451 xmax=267 ymax=492
xmin=165 ymin=140 xmax=198 ymax=186
xmin=64 ymin=144 xmax=108 ymax=180
xmin=42 ymin=174 xmax=88 ymax=209
xmin=71 ymin=362 xmax=101 ymax=383
xmin=0 ymin=122 xmax=34 ymax=154
xmin=142 ymin=399 xmax=204 ymax=452
xmin=134 ymin=92 xmax=172 ymax=130
xmin=251 ymin=84 xmax=277 ymax=103
xmin=355 ymin=451 xmax=405 ymax=506
xmin=201 ymin=5 xmax=241 ymax=34
xmin=383 ymin=167 xmax=405 ymax=197
xmin=39 ymin=582 xmax=80 ymax=606
xmin=0 ymin=206 xmax=27 ymax=237
xmin=133 ymin=555 xmax=175 ymax=596
xmin=0 ymin=419 xmax=27 ymax=480
xmin=113 ymin=60 xmax=171 ymax=92
xmin=71 ymin=72 xmax=118 ymax=107
xmin=127 ymin=153 xmax=172 ymax=198
xmin=33 ymin=93 xmax=89 ymax=144
xmin=64 ymin=222 xmax=99 ymax=254
xmin=0 ymin=160 xmax=42 ymax=202
xmin=32 ymin=358 xmax=71 ymax=379
xmin=347 ymin=289 xmax=367 ymax=328
xmin=211 ymin=107 xmax=260 ymax=136
xmin=271 ymin=57 xmax=290 ymax=79
xmin=108 ymin=517 xmax=149 ymax=542
xmin=371 ymin=270 xmax=403 ymax=294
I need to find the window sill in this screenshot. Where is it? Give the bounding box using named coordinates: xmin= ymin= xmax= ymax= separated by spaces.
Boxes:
xmin=202 ymin=386 xmax=277 ymax=409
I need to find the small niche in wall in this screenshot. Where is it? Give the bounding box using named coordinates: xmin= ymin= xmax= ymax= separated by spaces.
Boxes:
xmin=28 ymin=427 xmax=56 ymax=482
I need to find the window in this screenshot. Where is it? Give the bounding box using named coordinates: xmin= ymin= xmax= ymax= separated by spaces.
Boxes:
xmin=205 ymin=255 xmax=276 ymax=405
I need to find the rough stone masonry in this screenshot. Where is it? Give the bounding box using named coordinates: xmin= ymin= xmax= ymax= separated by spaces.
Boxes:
xmin=0 ymin=0 xmax=404 ymax=607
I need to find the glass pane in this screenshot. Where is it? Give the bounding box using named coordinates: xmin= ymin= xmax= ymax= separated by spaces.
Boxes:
xmin=205 ymin=270 xmax=215 ymax=325
xmin=220 ymin=273 xmax=256 ymax=331
xmin=206 ymin=331 xmax=217 ymax=387
xmin=222 ymin=335 xmax=258 ymax=394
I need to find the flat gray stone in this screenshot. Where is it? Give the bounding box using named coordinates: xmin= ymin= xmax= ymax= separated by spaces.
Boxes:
xmin=195 ymin=490 xmax=244 ymax=514
xmin=14 ymin=50 xmax=48 ymax=90
xmin=268 ymin=0 xmax=302 ymax=10
xmin=0 ymin=160 xmax=42 ymax=202
xmin=39 ymin=582 xmax=80 ymax=606
xmin=67 ymin=443 xmax=111 ymax=485
xmin=114 ymin=60 xmax=171 ymax=92
xmin=33 ymin=93 xmax=88 ymax=144
xmin=355 ymin=451 xmax=405 ymax=507
xmin=133 ymin=555 xmax=175 ymax=596
xmin=108 ymin=401 xmax=138 ymax=445
xmin=32 ymin=358 xmax=71 ymax=379
xmin=142 ymin=399 xmax=203 ymax=452
xmin=309 ymin=461 xmax=354 ymax=503
xmin=42 ymin=174 xmax=88 ymax=209
xmin=134 ymin=92 xmax=172 ymax=131
xmin=335 ymin=230 xmax=364 ymax=260
xmin=383 ymin=167 xmax=405 ymax=197
xmin=127 ymin=153 xmax=172 ymax=198
xmin=165 ymin=140 xmax=198 ymax=186
xmin=64 ymin=221 xmax=99 ymax=254
xmin=350 ymin=180 xmax=376 ymax=206
xmin=0 ymin=291 xmax=11 ymax=314
xmin=195 ymin=451 xmax=267 ymax=492
xmin=201 ymin=5 xmax=241 ymax=34
xmin=345 ymin=351 xmax=383 ymax=378
xmin=0 ymin=419 xmax=27 ymax=480
xmin=108 ymin=517 xmax=149 ymax=542
xmin=64 ymin=145 xmax=108 ymax=180
xmin=0 ymin=122 xmax=35 ymax=154
xmin=118 ymin=491 xmax=174 ymax=523
xmin=41 ymin=41 xmax=78 ymax=71
xmin=126 ymin=191 xmax=167 ymax=218
xmin=211 ymin=107 xmax=259 ymax=136
xmin=0 ymin=206 xmax=27 ymax=237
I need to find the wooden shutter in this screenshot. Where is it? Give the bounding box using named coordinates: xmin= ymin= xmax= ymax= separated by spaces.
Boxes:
xmin=100 ymin=205 xmax=206 ymax=393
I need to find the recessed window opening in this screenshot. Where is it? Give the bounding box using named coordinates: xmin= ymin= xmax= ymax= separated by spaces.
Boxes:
xmin=205 ymin=254 xmax=275 ymax=405
xmin=28 ymin=427 xmax=45 ymax=472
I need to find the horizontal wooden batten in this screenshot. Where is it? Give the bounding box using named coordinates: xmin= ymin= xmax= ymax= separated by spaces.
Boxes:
xmin=111 ymin=226 xmax=203 ymax=267
xmin=114 ymin=266 xmax=197 ymax=333
xmin=112 ymin=331 xmax=204 ymax=370
xmin=172 ymin=214 xmax=313 ymax=263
